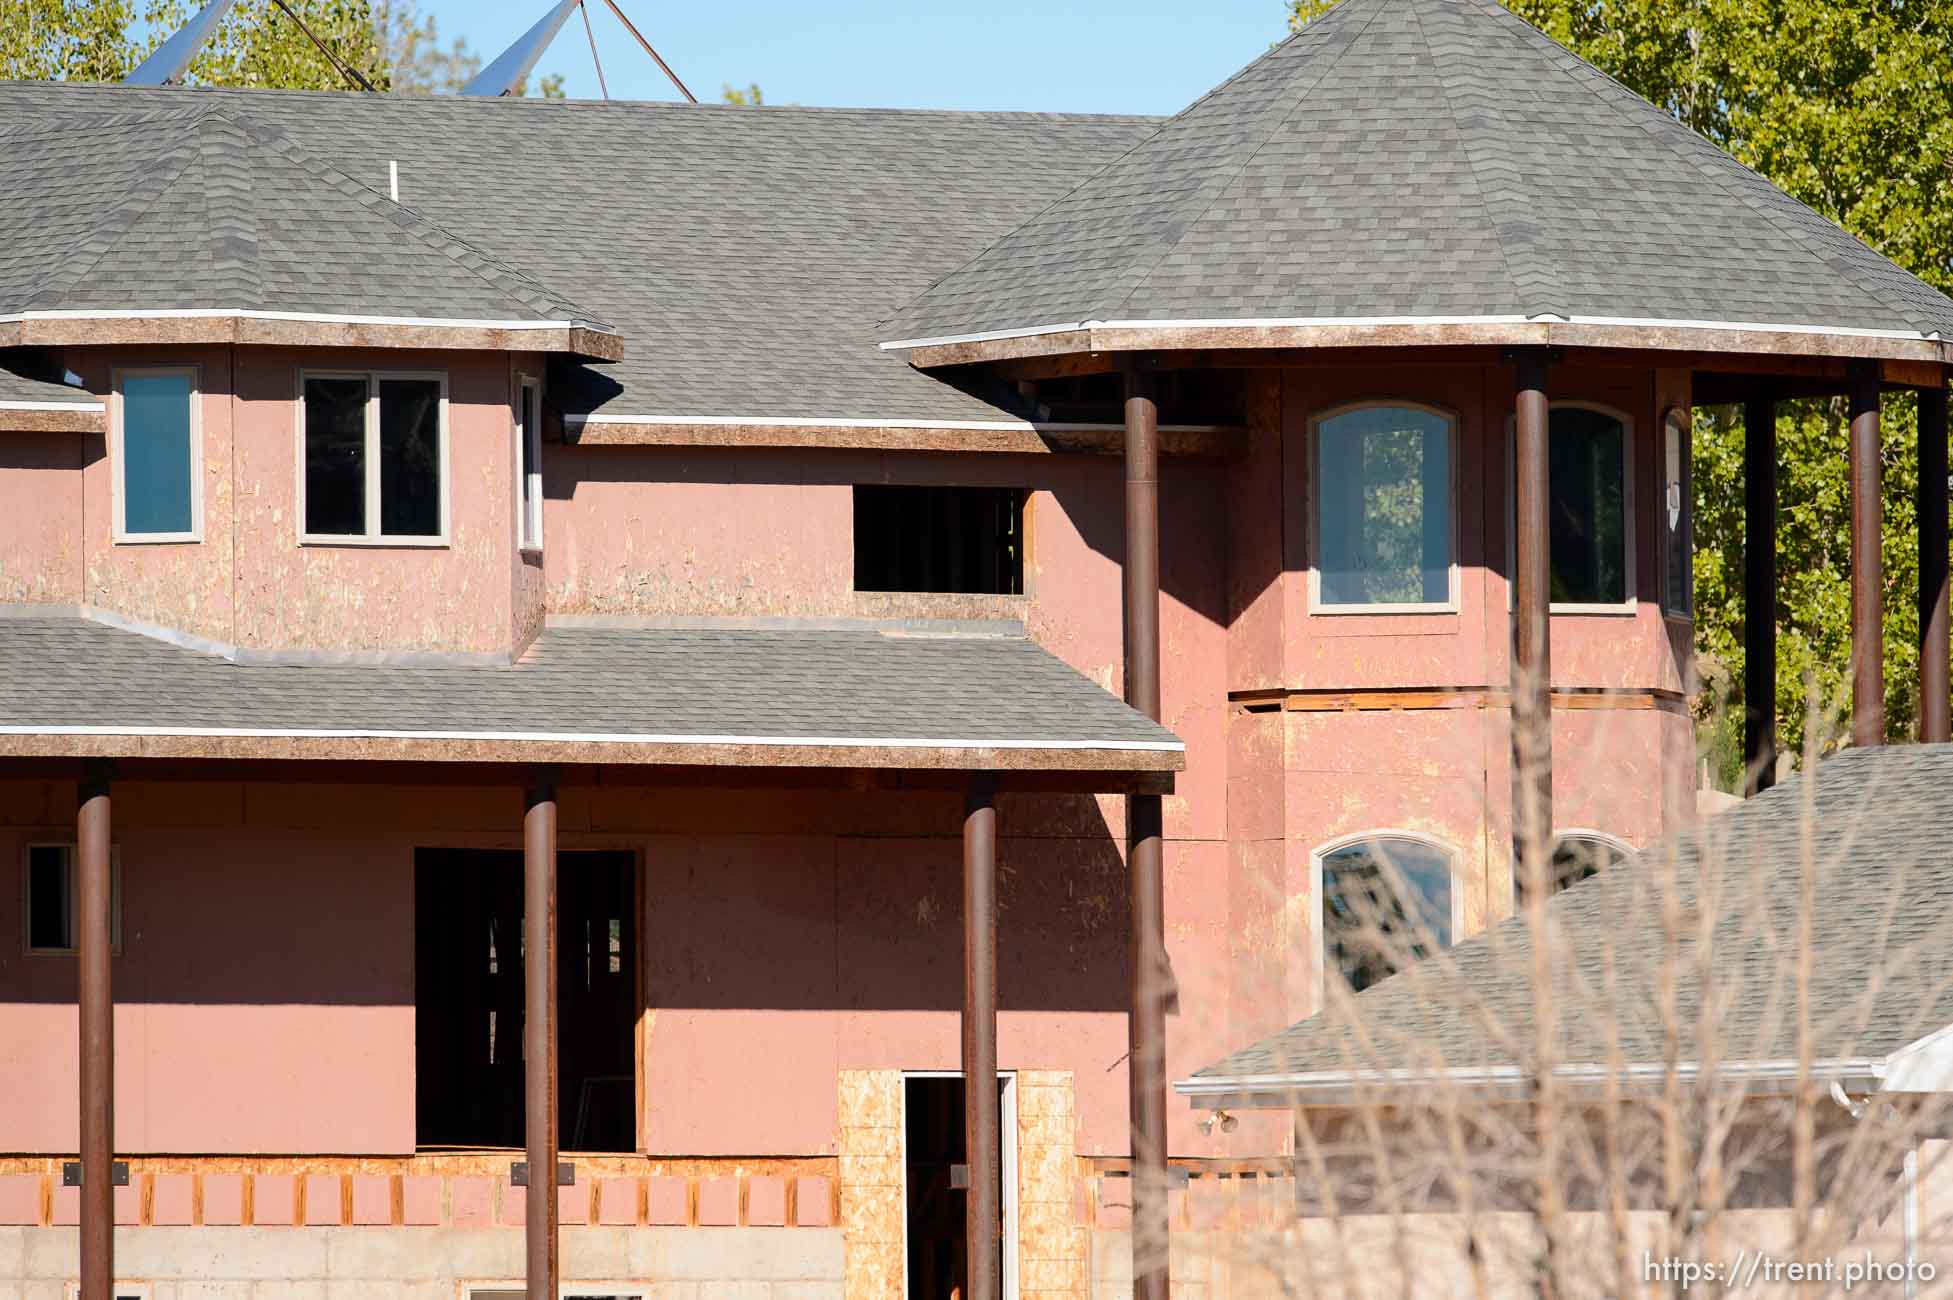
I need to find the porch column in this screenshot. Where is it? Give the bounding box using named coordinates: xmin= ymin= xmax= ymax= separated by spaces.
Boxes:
xmin=1919 ymin=383 xmax=1950 ymax=743
xmin=1512 ymin=352 xmax=1554 ymax=860
xmin=1849 ymin=364 xmax=1885 ymax=747
xmin=1745 ymin=386 xmax=1779 ymax=792
xmin=78 ymin=760 xmax=113 ymax=1300
xmin=962 ymin=773 xmax=1000 ymax=1300
xmin=523 ymin=771 xmax=560 ymax=1300
xmin=1122 ymin=359 xmax=1168 ymax=1300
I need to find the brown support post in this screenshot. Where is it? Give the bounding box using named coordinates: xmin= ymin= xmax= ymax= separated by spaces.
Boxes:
xmin=523 ymin=771 xmax=560 ymax=1300
xmin=1511 ymin=351 xmax=1554 ymax=863
xmin=1920 ymin=384 xmax=1950 ymax=743
xmin=77 ymin=760 xmax=113 ymax=1300
xmin=1745 ymin=387 xmax=1779 ymax=791
xmin=1849 ymin=365 xmax=1885 ymax=747
xmin=1122 ymin=359 xmax=1168 ymax=1300
xmin=962 ymin=773 xmax=1000 ymax=1300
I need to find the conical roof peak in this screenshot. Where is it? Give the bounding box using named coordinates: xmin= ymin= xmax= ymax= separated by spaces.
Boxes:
xmin=881 ymin=0 xmax=1953 ymax=351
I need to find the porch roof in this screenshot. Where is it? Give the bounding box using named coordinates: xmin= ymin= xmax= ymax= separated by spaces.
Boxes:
xmin=0 ymin=611 xmax=1182 ymax=774
xmin=879 ymin=0 xmax=1953 ymax=360
xmin=1180 ymin=745 xmax=1953 ymax=1107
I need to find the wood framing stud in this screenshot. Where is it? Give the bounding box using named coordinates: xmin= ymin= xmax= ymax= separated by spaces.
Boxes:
xmin=1745 ymin=386 xmax=1779 ymax=791
xmin=77 ymin=759 xmax=114 ymax=1300
xmin=523 ymin=770 xmax=560 ymax=1300
xmin=1122 ymin=359 xmax=1169 ymax=1300
xmin=1850 ymin=363 xmax=1885 ymax=747
xmin=1920 ymin=385 xmax=1950 ymax=743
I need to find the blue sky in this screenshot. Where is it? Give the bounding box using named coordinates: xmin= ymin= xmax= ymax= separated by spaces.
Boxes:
xmin=418 ymin=0 xmax=1289 ymax=115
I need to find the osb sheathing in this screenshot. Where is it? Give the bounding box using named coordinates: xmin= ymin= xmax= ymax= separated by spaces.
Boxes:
xmin=834 ymin=1069 xmax=1087 ymax=1300
xmin=838 ymin=1069 xmax=904 ymax=1300
xmin=0 ymin=427 xmax=83 ymax=605
xmin=1016 ymin=1070 xmax=1087 ymax=1299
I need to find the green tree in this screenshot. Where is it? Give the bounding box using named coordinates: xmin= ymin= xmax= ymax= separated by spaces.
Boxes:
xmin=144 ymin=0 xmax=389 ymax=90
xmin=3 ymin=0 xmax=141 ymax=80
xmin=721 ymin=81 xmax=762 ymax=105
xmin=1289 ymin=0 xmax=1953 ymax=770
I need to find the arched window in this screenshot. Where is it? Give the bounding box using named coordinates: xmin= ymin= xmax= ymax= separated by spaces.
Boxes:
xmin=1507 ymin=404 xmax=1635 ymax=609
xmin=1312 ymin=403 xmax=1457 ymax=611
xmin=1514 ymin=831 xmax=1632 ymax=903
xmin=1317 ymin=834 xmax=1457 ymax=993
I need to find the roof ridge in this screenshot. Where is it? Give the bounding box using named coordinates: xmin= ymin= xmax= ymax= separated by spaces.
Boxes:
xmin=879 ymin=0 xmax=1382 ymax=332
xmin=197 ymin=111 xmax=262 ymax=310
xmin=23 ymin=111 xmax=210 ymax=311
xmin=1408 ymin=0 xmax=1551 ymax=318
xmin=223 ymin=111 xmax=612 ymax=329
xmin=1110 ymin=0 xmax=1391 ymax=316
xmin=1472 ymin=0 xmax=1947 ymax=333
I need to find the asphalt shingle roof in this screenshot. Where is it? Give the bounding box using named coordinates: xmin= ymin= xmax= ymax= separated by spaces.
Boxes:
xmin=1189 ymin=745 xmax=1953 ymax=1090
xmin=0 ymin=614 xmax=1182 ymax=759
xmin=0 ymin=81 xmax=1156 ymax=424
xmin=0 ymin=350 xmax=95 ymax=407
xmin=0 ymin=105 xmax=606 ymax=327
xmin=883 ymin=0 xmax=1953 ymax=345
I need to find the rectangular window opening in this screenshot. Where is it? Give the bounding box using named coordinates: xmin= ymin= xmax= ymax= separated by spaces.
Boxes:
xmin=517 ymin=381 xmax=544 ymax=551
xmin=415 ymin=849 xmax=637 ymax=1152
xmin=1312 ymin=405 xmax=1456 ymax=610
xmin=302 ymin=371 xmax=447 ymax=544
xmin=24 ymin=844 xmax=121 ymax=955
xmin=853 ymin=485 xmax=1025 ymax=595
xmin=114 ymin=368 xmax=198 ymax=542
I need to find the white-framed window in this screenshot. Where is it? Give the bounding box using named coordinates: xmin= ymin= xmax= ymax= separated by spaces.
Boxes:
xmin=1313 ymin=832 xmax=1460 ymax=994
xmin=1662 ymin=405 xmax=1693 ymax=617
xmin=23 ymin=843 xmax=122 ymax=956
xmin=111 ymin=366 xmax=200 ymax=543
xmin=1514 ymin=830 xmax=1633 ymax=904
xmin=516 ymin=378 xmax=544 ymax=552
xmin=298 ymin=370 xmax=449 ymax=545
xmin=1506 ymin=402 xmax=1637 ymax=612
xmin=1309 ymin=402 xmax=1459 ymax=613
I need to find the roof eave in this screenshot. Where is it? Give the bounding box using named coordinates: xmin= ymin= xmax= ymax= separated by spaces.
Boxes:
xmin=0 ymin=311 xmax=624 ymax=361
xmin=882 ymin=317 xmax=1951 ymax=371
xmin=0 ymin=727 xmax=1183 ymax=781
xmin=1176 ymin=1056 xmax=1904 ymax=1110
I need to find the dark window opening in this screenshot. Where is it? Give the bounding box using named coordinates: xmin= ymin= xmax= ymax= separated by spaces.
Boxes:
xmin=905 ymin=1075 xmax=1005 ymax=1300
xmin=1547 ymin=408 xmax=1629 ymax=605
xmin=1321 ymin=838 xmax=1453 ymax=993
xmin=24 ymin=844 xmax=120 ymax=954
xmin=1515 ymin=835 xmax=1630 ymax=904
xmin=303 ymin=376 xmax=367 ymax=537
xmin=415 ymin=849 xmax=637 ymax=1151
xmin=378 ymin=378 xmax=443 ymax=537
xmin=854 ymin=485 xmax=1025 ymax=594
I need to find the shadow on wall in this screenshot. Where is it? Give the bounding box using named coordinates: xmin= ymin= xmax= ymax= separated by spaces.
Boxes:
xmin=544 ymin=442 xmax=1233 ymax=629
xmin=0 ymin=796 xmax=1133 ymax=1016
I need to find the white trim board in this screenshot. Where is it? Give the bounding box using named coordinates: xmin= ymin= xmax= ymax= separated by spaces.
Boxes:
xmin=0 ymin=724 xmax=1185 ymax=753
xmin=0 ymin=398 xmax=103 ymax=412
xmin=880 ymin=312 xmax=1944 ymax=351
xmin=564 ymin=414 xmax=1232 ymax=432
xmin=0 ymin=307 xmax=605 ymax=332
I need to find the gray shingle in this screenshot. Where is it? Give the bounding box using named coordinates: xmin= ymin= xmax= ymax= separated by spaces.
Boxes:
xmin=0 ymin=349 xmax=95 ymax=406
xmin=0 ymin=82 xmax=1157 ymax=424
xmin=0 ymin=106 xmax=608 ymax=328
xmin=1189 ymin=745 xmax=1953 ymax=1088
xmin=0 ymin=614 xmax=1182 ymax=755
xmin=883 ymin=0 xmax=1953 ymax=344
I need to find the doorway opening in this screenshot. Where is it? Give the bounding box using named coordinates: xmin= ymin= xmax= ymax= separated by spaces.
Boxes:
xmin=415 ymin=848 xmax=638 ymax=1151
xmin=903 ymin=1072 xmax=1018 ymax=1300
